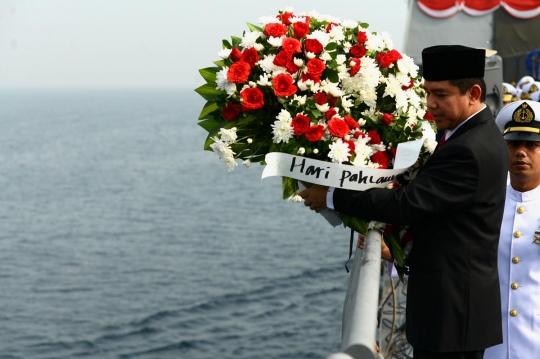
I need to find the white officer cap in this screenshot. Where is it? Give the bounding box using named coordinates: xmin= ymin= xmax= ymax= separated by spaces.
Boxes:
xmin=502 ymin=82 xmax=517 ymax=103
xmin=496 ymin=100 xmax=540 ymax=141
xmin=516 ymin=76 xmax=535 ymax=90
xmin=530 ymin=91 xmax=540 ymax=102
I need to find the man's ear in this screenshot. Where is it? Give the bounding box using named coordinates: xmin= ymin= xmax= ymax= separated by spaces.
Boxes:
xmin=469 ymin=84 xmax=482 ymax=103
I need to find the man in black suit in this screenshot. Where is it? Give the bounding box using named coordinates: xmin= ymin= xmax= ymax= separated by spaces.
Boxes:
xmin=299 ymin=45 xmax=507 ymax=359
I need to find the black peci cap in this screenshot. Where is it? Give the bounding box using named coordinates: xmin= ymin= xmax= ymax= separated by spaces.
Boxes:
xmin=422 ymin=45 xmax=485 ymax=81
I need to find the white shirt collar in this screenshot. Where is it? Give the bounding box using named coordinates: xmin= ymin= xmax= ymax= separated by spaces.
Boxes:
xmin=444 ymin=105 xmax=487 ymax=140
xmin=507 ymin=183 xmax=540 ymax=202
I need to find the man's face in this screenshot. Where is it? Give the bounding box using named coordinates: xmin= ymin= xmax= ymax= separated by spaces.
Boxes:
xmin=507 ymin=140 xmax=540 ymax=182
xmin=424 ymin=80 xmax=471 ymax=131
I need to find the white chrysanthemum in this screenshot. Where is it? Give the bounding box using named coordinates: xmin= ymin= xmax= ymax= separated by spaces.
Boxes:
xmin=351 ymin=139 xmax=373 ymax=167
xmin=293 ymin=94 xmax=307 ymax=105
xmin=276 ymin=108 xmax=292 ymax=123
xmin=335 ymin=54 xmax=347 ymax=65
xmin=328 ymin=139 xmax=351 ymax=164
xmin=210 ymin=137 xmax=237 ymax=171
xmin=368 ymin=221 xmax=386 ymax=230
xmin=417 ymin=108 xmax=427 ymax=119
xmin=307 ymin=30 xmax=330 ymax=47
xmin=257 ymin=73 xmax=271 ymax=86
xmin=407 ymin=90 xmax=421 ymax=109
xmin=298 ymin=80 xmax=308 ymax=91
xmin=297 ymin=147 xmax=305 ymax=155
xmin=365 ymin=32 xmax=385 ymax=52
xmin=316 ymin=103 xmax=330 ymax=112
xmin=362 ymin=87 xmax=379 ymax=109
xmin=293 ymin=58 xmax=304 ymax=67
xmin=218 ymin=48 xmax=232 ymax=59
xmin=397 ymin=54 xmax=419 ymax=77
xmin=215 ymin=67 xmax=237 ymax=97
xmin=395 ymin=90 xmax=409 ymax=110
xmin=259 ymin=16 xmax=281 ymax=25
xmin=241 ymin=31 xmax=262 ymax=49
xmin=328 ymin=26 xmax=345 ymax=42
xmin=258 ymin=55 xmax=286 ymax=76
xmin=219 ymin=127 xmax=237 ymax=143
xmin=289 ymin=15 xmax=309 ymax=23
xmin=341 ymin=19 xmax=357 ymax=29
xmin=223 ymin=155 xmax=238 ymax=171
xmin=422 ymin=121 xmax=437 ymax=141
xmin=267 ymin=36 xmax=285 ymax=47
xmin=383 ymin=74 xmax=402 ymax=98
xmin=242 ymin=159 xmax=251 ymax=168
xmin=371 ymin=143 xmax=386 ymax=152
xmin=282 ymin=6 xmax=294 ymax=13
xmin=381 ymin=31 xmax=394 ymax=50
xmin=343 ymin=41 xmax=352 ymax=49
xmin=306 ymin=51 xmax=316 ymax=60
xmin=360 ymin=57 xmax=382 ymax=88
xmin=423 ymin=138 xmax=437 ymax=154
xmin=396 ymin=72 xmax=411 ymax=87
xmin=271 ymin=118 xmax=294 ymax=144
xmin=341 ymin=96 xmax=353 ymax=112
xmin=321 ymin=82 xmax=343 ymax=97
xmin=320 ymin=51 xmax=333 ymax=61
xmin=288 ymin=194 xmax=304 ymax=203
xmin=361 ymin=108 xmax=379 ymax=122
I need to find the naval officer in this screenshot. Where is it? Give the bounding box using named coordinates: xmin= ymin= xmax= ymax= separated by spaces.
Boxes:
xmin=484 ymin=100 xmax=540 ymax=359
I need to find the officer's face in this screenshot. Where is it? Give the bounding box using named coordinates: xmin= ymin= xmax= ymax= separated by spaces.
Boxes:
xmin=507 ymin=140 xmax=540 ymax=184
xmin=424 ymin=80 xmax=471 ymax=131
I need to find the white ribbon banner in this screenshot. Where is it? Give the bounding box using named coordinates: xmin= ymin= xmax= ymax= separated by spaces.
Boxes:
xmin=261 ymin=139 xmax=425 ymax=191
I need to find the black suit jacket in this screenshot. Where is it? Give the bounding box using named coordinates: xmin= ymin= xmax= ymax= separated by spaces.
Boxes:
xmin=334 ymin=107 xmax=507 ymax=352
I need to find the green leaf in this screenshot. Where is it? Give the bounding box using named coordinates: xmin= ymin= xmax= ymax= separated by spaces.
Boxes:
xmin=198 ymin=118 xmax=220 ymax=132
xmin=199 ymin=67 xmax=219 ymax=83
xmin=282 ymin=177 xmax=298 ymax=200
xmin=385 ymin=233 xmax=405 ymax=267
xmin=213 ymin=60 xmax=226 ymax=67
xmin=222 ymin=39 xmax=232 ymax=48
xmin=339 ymin=213 xmax=368 ymax=234
xmin=198 ymin=101 xmax=220 ymax=120
xmin=246 ymin=22 xmax=263 ymax=32
xmin=231 ymin=36 xmax=242 ymax=47
xmin=194 ymin=83 xmax=226 ymax=101
xmin=325 ymin=42 xmax=338 ymax=51
xmin=359 ymin=22 xmax=369 ymax=29
xmin=323 ymin=68 xmax=339 ymax=84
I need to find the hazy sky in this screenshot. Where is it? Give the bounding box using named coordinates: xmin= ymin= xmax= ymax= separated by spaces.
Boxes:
xmin=0 ymin=0 xmax=410 ymax=88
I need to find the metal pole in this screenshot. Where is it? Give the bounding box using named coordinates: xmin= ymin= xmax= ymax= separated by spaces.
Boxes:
xmin=327 ymin=229 xmax=382 ymax=359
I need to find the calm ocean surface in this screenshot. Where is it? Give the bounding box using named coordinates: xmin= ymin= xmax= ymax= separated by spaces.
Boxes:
xmin=0 ymin=88 xmax=352 ymax=359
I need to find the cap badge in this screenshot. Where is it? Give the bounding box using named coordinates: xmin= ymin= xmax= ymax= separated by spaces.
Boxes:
xmin=534 ymin=232 xmax=540 ymax=244
xmin=531 ymin=84 xmax=539 ymax=93
xmin=513 ymin=102 xmax=535 ymax=124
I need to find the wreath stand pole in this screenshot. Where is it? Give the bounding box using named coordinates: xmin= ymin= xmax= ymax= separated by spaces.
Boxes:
xmin=327 ymin=229 xmax=382 ymax=359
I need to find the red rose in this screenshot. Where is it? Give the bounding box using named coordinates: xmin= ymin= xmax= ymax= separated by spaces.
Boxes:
xmin=240 ymin=87 xmax=264 ymax=111
xmin=291 ymin=114 xmax=311 ymax=135
xmin=293 ymin=21 xmax=310 ymax=38
xmin=349 ymin=44 xmax=366 ymax=58
xmin=382 ymin=113 xmax=394 ymax=126
xmin=305 ymin=125 xmax=325 ymax=142
xmin=277 ymin=12 xmax=294 ymax=25
xmin=344 ymin=116 xmax=360 ymax=130
xmin=389 ymin=49 xmax=403 ymax=62
xmin=384 ymin=224 xmax=397 ymax=235
xmin=328 ymin=118 xmax=350 ymax=138
xmin=357 ymin=31 xmax=368 ymax=43
xmin=301 ymin=72 xmax=321 ymax=83
xmin=371 ymin=150 xmax=390 ymax=169
xmin=313 ymin=92 xmax=327 ymax=105
xmin=282 ymin=37 xmax=302 ymax=53
xmin=344 ymin=139 xmax=356 ymax=156
xmin=306 ymin=58 xmax=325 ymax=77
xmin=424 ymin=111 xmax=434 ymax=122
xmin=227 ymin=61 xmax=251 ymax=84
xmin=304 ymin=39 xmax=323 ymax=54
xmin=325 ymin=107 xmax=337 ymax=121
xmin=222 ymin=103 xmax=241 ymax=121
xmin=326 ymin=22 xmax=338 ymax=32
xmin=273 ymin=73 xmax=297 ymax=97
xmin=367 ymin=130 xmax=381 ymax=144
xmin=286 ymin=62 xmax=299 ymax=74
xmin=349 ymin=57 xmax=361 ymax=76
xmin=264 ymin=23 xmax=288 ymax=38
xmin=376 ymin=52 xmax=394 ymax=68
xmin=402 ymin=78 xmax=414 ymax=90
xmin=353 ymin=131 xmax=365 ymax=139
xmin=327 ymin=94 xmax=338 ymax=107
xmin=273 ymin=50 xmax=292 ymax=67
xmin=230 ymin=47 xmax=242 ymax=62
xmin=241 ymin=48 xmax=259 ymax=68
xmin=400 ymin=230 xmax=414 ymax=247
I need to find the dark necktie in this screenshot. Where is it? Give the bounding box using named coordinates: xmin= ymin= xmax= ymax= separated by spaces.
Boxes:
xmin=436 ymin=131 xmax=449 ymax=149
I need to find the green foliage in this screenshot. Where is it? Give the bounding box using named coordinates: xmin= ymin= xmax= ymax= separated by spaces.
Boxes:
xmin=282 ymin=177 xmax=299 ymax=199
xmin=246 ymin=22 xmax=263 ymax=32
xmin=198 ymin=67 xmax=219 ymax=83
xmin=198 ymin=101 xmax=220 ymax=120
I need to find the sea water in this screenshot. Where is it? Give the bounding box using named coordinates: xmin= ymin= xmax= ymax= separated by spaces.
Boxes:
xmin=0 ymin=88 xmax=352 ymax=359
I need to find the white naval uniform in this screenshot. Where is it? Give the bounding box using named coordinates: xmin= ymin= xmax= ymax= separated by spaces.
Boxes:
xmin=484 ymin=184 xmax=540 ymax=359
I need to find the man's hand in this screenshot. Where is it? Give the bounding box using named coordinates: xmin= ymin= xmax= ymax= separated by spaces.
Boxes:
xmin=357 ymin=232 xmax=394 ymax=262
xmin=298 ymin=184 xmax=329 ymax=213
